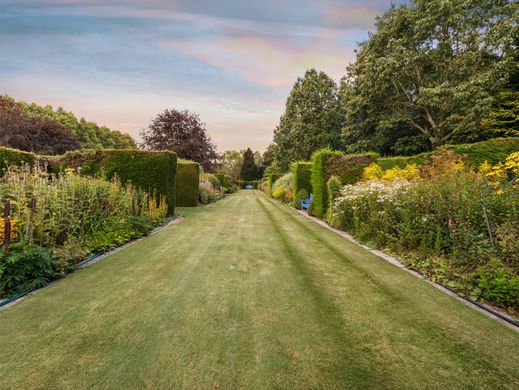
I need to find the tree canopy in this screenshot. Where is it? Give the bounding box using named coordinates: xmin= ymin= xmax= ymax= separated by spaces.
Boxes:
xmin=240 ymin=148 xmax=257 ymax=181
xmin=273 ymin=69 xmax=344 ymax=170
xmin=341 ymin=0 xmax=518 ymax=154
xmin=140 ymin=108 xmax=218 ymax=171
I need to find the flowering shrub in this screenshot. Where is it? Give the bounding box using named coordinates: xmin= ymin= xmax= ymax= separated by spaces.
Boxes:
xmin=332 ymin=151 xmax=519 ymax=312
xmin=271 ymin=173 xmax=293 ymax=203
xmin=199 ymin=174 xmax=224 ymax=205
xmin=0 ymin=164 xmax=168 ymax=297
xmin=363 ymin=163 xmax=420 ymax=182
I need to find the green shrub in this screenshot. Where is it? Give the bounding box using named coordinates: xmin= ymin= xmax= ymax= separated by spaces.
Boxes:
xmin=326 ymin=154 xmax=376 ymax=185
xmin=293 ymin=189 xmax=309 ymax=209
xmin=326 ymin=175 xmax=342 ymax=225
xmin=0 ymin=242 xmax=59 ymax=297
xmin=310 ymin=149 xmax=343 ymax=218
xmin=176 ymin=161 xmax=200 ymax=207
xmin=0 ymin=147 xmax=38 ymax=177
xmin=445 ymin=137 xmax=519 ymax=167
xmin=56 ymin=149 xmax=177 ymax=215
xmin=268 ymin=174 xmax=281 ymax=194
xmin=291 ymin=162 xmax=313 ymax=203
xmin=377 ymin=152 xmax=432 ymax=170
xmin=271 ymin=173 xmax=293 ymax=203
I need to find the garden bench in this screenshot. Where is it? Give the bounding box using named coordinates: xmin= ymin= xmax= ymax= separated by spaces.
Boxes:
xmin=300 ymin=193 xmax=313 ymax=211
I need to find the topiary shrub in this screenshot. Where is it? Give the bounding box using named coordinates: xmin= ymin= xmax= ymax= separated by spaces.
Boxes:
xmin=55 ymin=149 xmax=177 ymax=215
xmin=326 ymin=175 xmax=342 ymax=225
xmin=310 ymin=149 xmax=343 ymax=218
xmin=325 ymin=154 xmax=376 ymax=185
xmin=291 ymin=161 xmax=312 ymax=202
xmin=176 ymin=161 xmax=200 ymax=207
xmin=0 ymin=147 xmax=38 ymax=177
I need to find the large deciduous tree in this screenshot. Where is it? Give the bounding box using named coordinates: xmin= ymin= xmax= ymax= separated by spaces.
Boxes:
xmin=141 ymin=109 xmax=218 ymax=171
xmin=217 ymin=150 xmax=243 ymax=179
xmin=342 ymin=0 xmax=517 ymax=153
xmin=273 ymin=69 xmax=343 ymax=171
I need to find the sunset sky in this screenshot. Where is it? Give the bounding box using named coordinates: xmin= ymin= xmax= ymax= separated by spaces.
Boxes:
xmin=0 ymin=0 xmax=400 ymax=151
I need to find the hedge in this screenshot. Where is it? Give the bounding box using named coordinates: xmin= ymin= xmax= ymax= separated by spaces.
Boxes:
xmin=377 ymin=137 xmax=519 ymax=170
xmin=56 ymin=149 xmax=177 ymax=215
xmin=0 ymin=147 xmax=38 ymax=177
xmin=310 ymin=149 xmax=343 ymax=218
xmin=176 ymin=161 xmax=200 ymax=207
xmin=325 ymin=153 xmax=377 ymax=185
xmin=291 ymin=162 xmax=313 ymax=196
xmin=444 ymin=137 xmax=519 ymax=167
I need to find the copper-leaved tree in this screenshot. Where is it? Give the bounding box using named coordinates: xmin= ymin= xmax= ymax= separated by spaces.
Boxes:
xmin=140 ymin=109 xmax=218 ymax=171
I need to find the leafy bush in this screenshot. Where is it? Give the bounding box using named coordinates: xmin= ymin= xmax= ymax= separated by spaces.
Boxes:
xmin=0 ymin=147 xmax=37 ymax=177
xmin=55 ymin=149 xmax=177 ymax=215
xmin=293 ymin=189 xmax=309 ymax=209
xmin=176 ymin=161 xmax=200 ymax=207
xmin=268 ymin=174 xmax=281 ymax=194
xmin=199 ymin=174 xmax=224 ymax=205
xmin=326 ymin=176 xmax=342 ymax=224
xmin=325 ymin=153 xmax=376 ymax=185
xmin=271 ymin=173 xmax=293 ymax=203
xmin=291 ymin=162 xmax=312 ymax=204
xmin=331 ymin=151 xmax=519 ymax=312
xmin=310 ymin=149 xmax=343 ymax=218
xmin=0 ymin=242 xmax=59 ymax=297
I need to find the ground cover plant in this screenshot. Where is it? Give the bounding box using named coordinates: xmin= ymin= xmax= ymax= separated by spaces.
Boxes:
xmin=330 ymin=151 xmax=519 ymax=313
xmin=0 ymin=164 xmax=168 ymax=297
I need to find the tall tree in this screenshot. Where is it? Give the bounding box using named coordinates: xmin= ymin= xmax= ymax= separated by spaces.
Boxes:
xmin=240 ymin=148 xmax=257 ymax=181
xmin=217 ymin=150 xmax=243 ymax=179
xmin=140 ymin=109 xmax=218 ymax=171
xmin=273 ymin=69 xmax=343 ymax=171
xmin=342 ymin=0 xmax=517 ymax=153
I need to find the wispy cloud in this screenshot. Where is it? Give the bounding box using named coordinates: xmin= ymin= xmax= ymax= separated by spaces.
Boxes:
xmin=0 ymin=0 xmax=396 ymax=150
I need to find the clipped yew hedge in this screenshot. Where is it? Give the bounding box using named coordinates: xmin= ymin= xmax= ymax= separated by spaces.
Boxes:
xmin=291 ymin=162 xmax=313 ymax=196
xmin=176 ymin=161 xmax=200 ymax=207
xmin=55 ymin=149 xmax=177 ymax=215
xmin=310 ymin=149 xmax=343 ymax=218
xmin=445 ymin=137 xmax=519 ymax=167
xmin=0 ymin=147 xmax=38 ymax=177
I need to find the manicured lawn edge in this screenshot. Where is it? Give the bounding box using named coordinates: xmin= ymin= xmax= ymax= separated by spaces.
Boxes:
xmin=0 ymin=217 xmax=182 ymax=311
xmin=292 ymin=208 xmax=519 ymax=332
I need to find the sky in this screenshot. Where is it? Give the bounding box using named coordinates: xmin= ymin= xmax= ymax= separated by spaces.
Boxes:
xmin=0 ymin=0 xmax=398 ymax=151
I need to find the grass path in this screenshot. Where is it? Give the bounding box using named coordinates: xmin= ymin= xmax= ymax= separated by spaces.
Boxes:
xmin=1 ymin=190 xmax=518 ymax=389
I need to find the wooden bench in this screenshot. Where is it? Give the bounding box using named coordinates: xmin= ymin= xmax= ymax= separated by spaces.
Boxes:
xmin=300 ymin=193 xmax=313 ymax=211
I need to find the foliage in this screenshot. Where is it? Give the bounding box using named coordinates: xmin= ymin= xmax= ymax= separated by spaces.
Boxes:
xmin=0 ymin=165 xmax=167 ymax=296
xmin=291 ymin=161 xmax=312 ymax=207
xmin=273 ymin=69 xmax=344 ymax=171
xmin=330 ymin=151 xmax=519 ymax=311
xmin=57 ymin=149 xmax=177 ymax=215
xmin=140 ymin=108 xmax=217 ymax=171
xmin=445 ymin=137 xmax=519 ymax=167
xmin=293 ymin=189 xmax=309 ymax=210
xmin=310 ymin=148 xmax=343 ymax=218
xmin=271 ymin=173 xmax=293 ymax=204
xmin=267 ymin=174 xmax=281 ymax=195
xmin=217 ymin=150 xmax=243 ymax=179
xmin=364 ymin=163 xmax=421 ymax=182
xmin=342 ymin=0 xmax=518 ymax=153
xmin=199 ymin=175 xmax=224 ymax=205
xmin=326 ymin=175 xmax=343 ymax=225
xmin=0 ymin=147 xmax=37 ymax=177
xmin=176 ymin=161 xmax=200 ymax=207
xmin=0 ymin=242 xmax=59 ymax=296
xmin=0 ymin=96 xmax=80 ymax=155
xmin=240 ymin=148 xmax=258 ymax=180
xmin=325 ymin=154 xmax=376 ymax=185
xmin=0 ymin=95 xmax=135 ymax=150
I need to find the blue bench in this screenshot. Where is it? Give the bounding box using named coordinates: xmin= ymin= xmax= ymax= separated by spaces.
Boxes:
xmin=300 ymin=193 xmax=313 ymax=211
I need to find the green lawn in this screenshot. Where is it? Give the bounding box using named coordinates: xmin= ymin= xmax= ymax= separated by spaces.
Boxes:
xmin=1 ymin=190 xmax=518 ymax=389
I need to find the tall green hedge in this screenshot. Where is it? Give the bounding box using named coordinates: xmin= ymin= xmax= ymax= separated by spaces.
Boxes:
xmin=0 ymin=147 xmax=38 ymax=177
xmin=310 ymin=149 xmax=343 ymax=218
xmin=291 ymin=162 xmax=313 ymax=196
xmin=176 ymin=161 xmax=200 ymax=207
xmin=376 ymin=152 xmax=432 ymax=170
xmin=445 ymin=137 xmax=519 ymax=166
xmin=56 ymin=149 xmax=177 ymax=215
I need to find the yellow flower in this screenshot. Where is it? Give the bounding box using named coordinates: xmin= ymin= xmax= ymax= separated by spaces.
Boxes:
xmin=0 ymin=218 xmax=17 ymax=245
xmin=363 ymin=163 xmax=383 ymax=181
xmin=64 ymin=167 xmax=75 ymax=175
